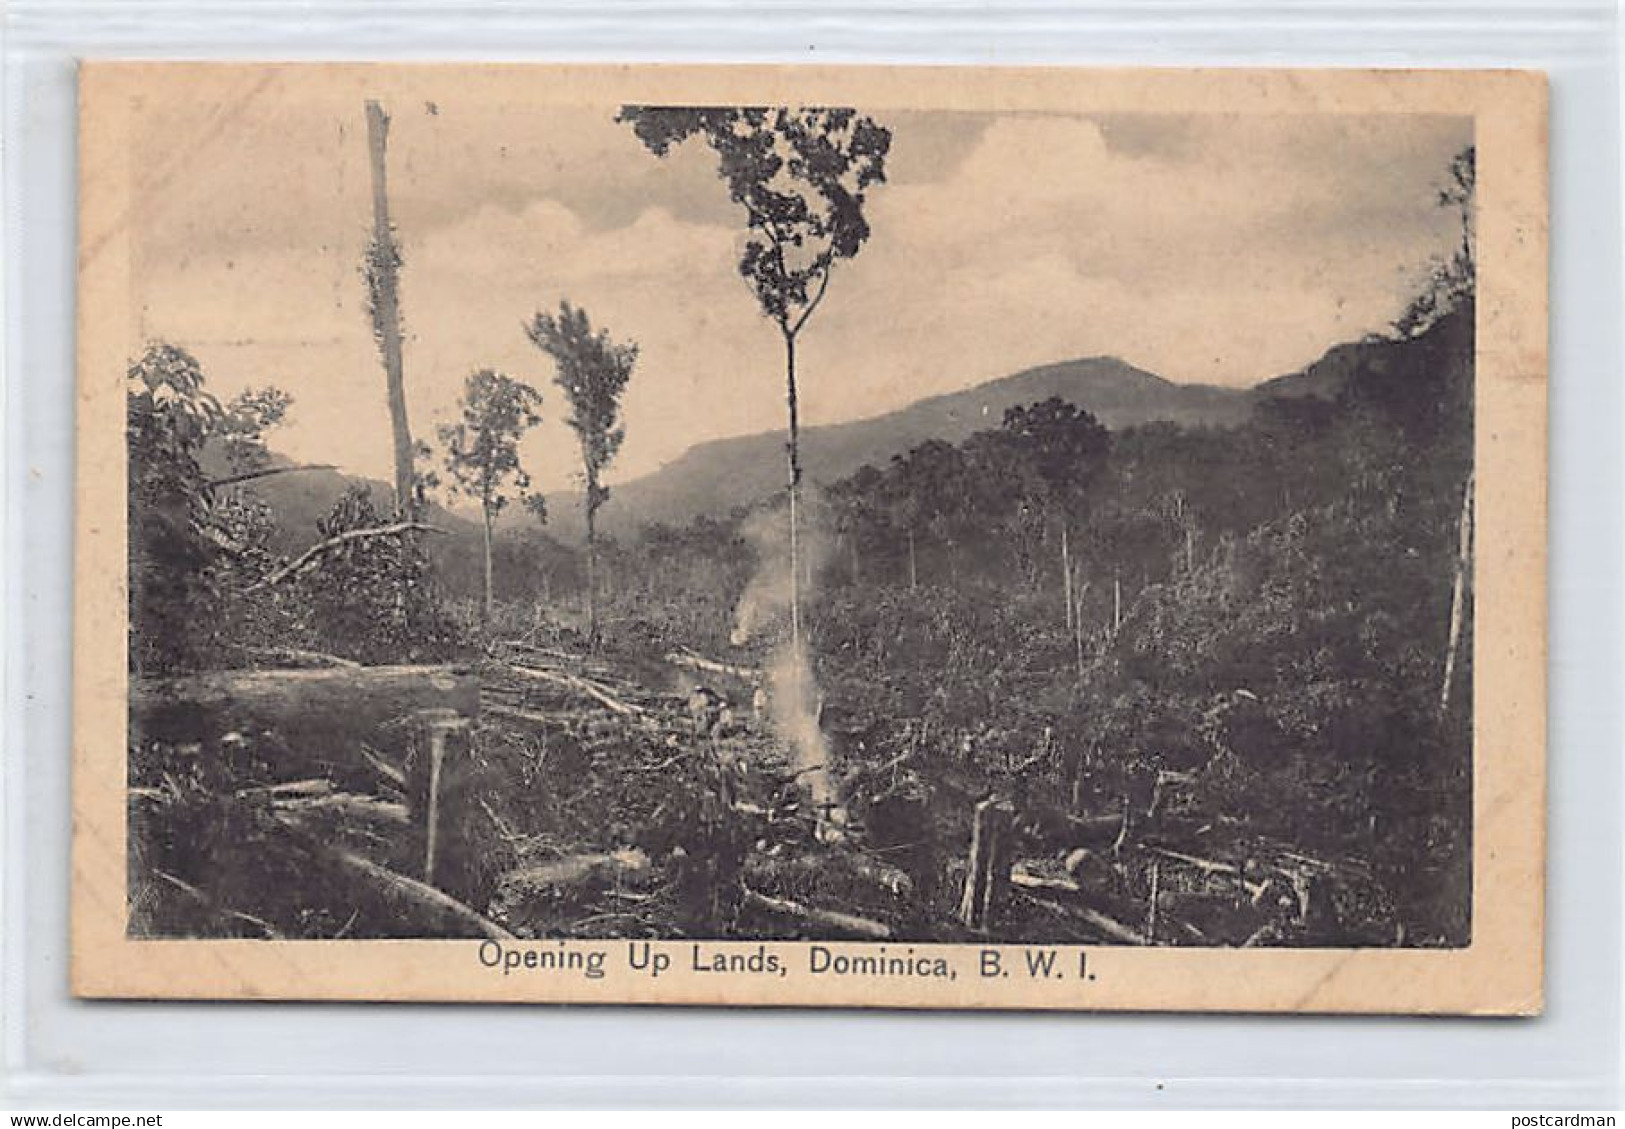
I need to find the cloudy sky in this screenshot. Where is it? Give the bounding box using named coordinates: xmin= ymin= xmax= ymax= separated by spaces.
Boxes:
xmin=129 ymin=73 xmax=1470 ymax=493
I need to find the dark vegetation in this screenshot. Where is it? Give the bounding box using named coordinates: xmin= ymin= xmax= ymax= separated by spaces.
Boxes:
xmin=594 ymin=302 xmax=1476 ymax=946
xmin=124 ymin=112 xmax=1476 ymax=949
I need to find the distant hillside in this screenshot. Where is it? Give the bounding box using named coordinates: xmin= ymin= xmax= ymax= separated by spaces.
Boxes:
xmin=1254 ymin=340 xmax=1378 ymax=402
xmin=550 ymin=356 xmax=1251 ymax=537
xmin=1255 ymin=306 xmax=1472 ymax=415
xmin=198 ymin=310 xmax=1469 ymax=586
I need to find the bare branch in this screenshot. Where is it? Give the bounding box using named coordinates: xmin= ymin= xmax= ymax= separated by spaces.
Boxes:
xmin=240 ymin=646 xmax=362 ymax=669
xmin=251 ymin=521 xmax=446 ymax=589
xmin=502 ymin=662 xmax=646 ymax=716
xmin=788 ymin=262 xmax=834 ymax=338
xmin=204 ymin=463 xmax=338 ymax=489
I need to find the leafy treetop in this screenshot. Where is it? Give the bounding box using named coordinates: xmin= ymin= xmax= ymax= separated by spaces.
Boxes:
xmin=616 ymin=106 xmax=892 ymax=339
xmin=437 ymin=368 xmax=544 ymax=518
xmin=999 ymin=396 xmax=1112 ymax=510
xmin=525 ymin=301 xmax=636 ymax=518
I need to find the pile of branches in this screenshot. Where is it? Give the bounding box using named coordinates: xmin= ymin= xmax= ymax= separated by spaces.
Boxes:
xmin=475 ymin=639 xmax=915 ymax=941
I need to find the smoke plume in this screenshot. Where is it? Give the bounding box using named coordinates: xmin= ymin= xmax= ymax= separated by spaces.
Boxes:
xmin=728 ymin=491 xmax=845 ymax=835
xmin=728 ymin=491 xmax=833 ymax=649
xmin=767 ymin=639 xmax=835 ymax=811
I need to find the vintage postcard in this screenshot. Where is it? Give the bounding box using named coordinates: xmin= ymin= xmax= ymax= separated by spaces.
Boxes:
xmin=74 ymin=63 xmax=1547 ymax=1012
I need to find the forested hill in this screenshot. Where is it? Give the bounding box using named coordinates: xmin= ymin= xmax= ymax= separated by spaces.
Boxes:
xmin=237 ymin=330 xmax=1422 ymax=550
xmin=547 ymin=356 xmax=1252 ymax=537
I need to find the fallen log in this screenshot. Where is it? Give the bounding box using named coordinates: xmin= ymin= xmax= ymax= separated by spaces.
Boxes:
xmin=1148 ymin=846 xmax=1237 ymax=875
xmin=327 ymin=849 xmax=515 ymax=942
xmin=1009 ymin=863 xmax=1082 ymax=893
xmin=241 ymin=646 xmax=361 ymax=669
xmin=499 ymin=848 xmax=650 ymax=893
xmin=1010 ymin=864 xmax=1150 ymax=945
xmin=665 ymin=651 xmax=762 ymax=683
xmin=1146 ymin=846 xmax=1265 ymax=896
xmin=239 ymin=778 xmax=334 ymax=799
xmin=497 ymin=641 xmax=616 ymax=678
xmin=503 ymin=664 xmax=644 ymax=716
xmin=477 ymin=701 xmax=568 ymax=727
xmin=361 ymin=745 xmax=407 ymax=790
xmin=1016 ymin=890 xmax=1149 ymax=946
xmin=740 ymin=887 xmax=893 ymax=940
xmin=131 ymin=664 xmax=480 ymax=754
xmin=271 ymin=792 xmax=410 ymax=826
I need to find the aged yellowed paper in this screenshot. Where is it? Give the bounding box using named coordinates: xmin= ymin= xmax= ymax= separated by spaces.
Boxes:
xmin=75 ymin=63 xmax=1546 ymax=1012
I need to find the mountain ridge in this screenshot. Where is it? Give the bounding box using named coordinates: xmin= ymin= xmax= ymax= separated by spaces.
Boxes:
xmin=545 ymin=354 xmax=1254 ymax=537
xmin=242 ymin=345 xmax=1358 ymax=545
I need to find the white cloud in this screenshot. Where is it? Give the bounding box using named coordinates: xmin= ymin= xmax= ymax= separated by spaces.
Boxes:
xmin=130 ymin=91 xmax=1469 ymax=494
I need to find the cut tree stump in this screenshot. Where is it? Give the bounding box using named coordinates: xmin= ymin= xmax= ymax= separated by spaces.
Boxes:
xmin=405 ymin=708 xmax=475 ymax=895
xmin=957 ymin=797 xmax=1015 ymax=931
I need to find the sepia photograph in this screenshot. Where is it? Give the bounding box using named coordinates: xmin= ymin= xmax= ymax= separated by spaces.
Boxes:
xmin=73 ymin=64 xmax=1547 ymax=1010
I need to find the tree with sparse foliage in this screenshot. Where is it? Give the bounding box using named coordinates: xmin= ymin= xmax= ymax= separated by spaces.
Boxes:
xmin=437 ymin=369 xmax=544 ymax=625
xmin=999 ymin=397 xmax=1111 ymax=627
xmin=525 ymin=301 xmax=635 ymax=642
xmin=617 ymin=104 xmax=892 ymax=647
xmin=1395 ymin=144 xmax=1475 ymax=340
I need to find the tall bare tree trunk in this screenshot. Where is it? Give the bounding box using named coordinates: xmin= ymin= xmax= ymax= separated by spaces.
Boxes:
xmin=1061 ymin=523 xmax=1074 ymax=632
xmin=1439 ymin=471 xmax=1475 ymax=718
xmin=1113 ymin=570 xmax=1122 ymax=633
xmin=584 ymin=500 xmax=599 ymax=645
xmin=1074 ymin=581 xmax=1090 ymax=679
xmin=364 ymin=101 xmax=415 ymax=518
xmin=907 ymin=529 xmax=918 ymax=590
xmin=783 ymin=331 xmax=802 ymax=649
xmin=848 ymin=532 xmax=860 ymax=585
xmin=481 ymin=505 xmax=494 ymax=626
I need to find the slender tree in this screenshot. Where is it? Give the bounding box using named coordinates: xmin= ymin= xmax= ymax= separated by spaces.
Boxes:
xmin=1438 ymin=470 xmax=1474 ymax=718
xmin=525 ymin=302 xmax=636 ymax=643
xmin=1391 ymin=144 xmax=1477 ymax=718
xmin=888 ymin=440 xmax=974 ymax=586
xmin=999 ymin=398 xmax=1111 ymax=625
xmin=437 ymin=369 xmax=543 ymax=625
xmin=617 ymin=105 xmax=891 ymax=647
